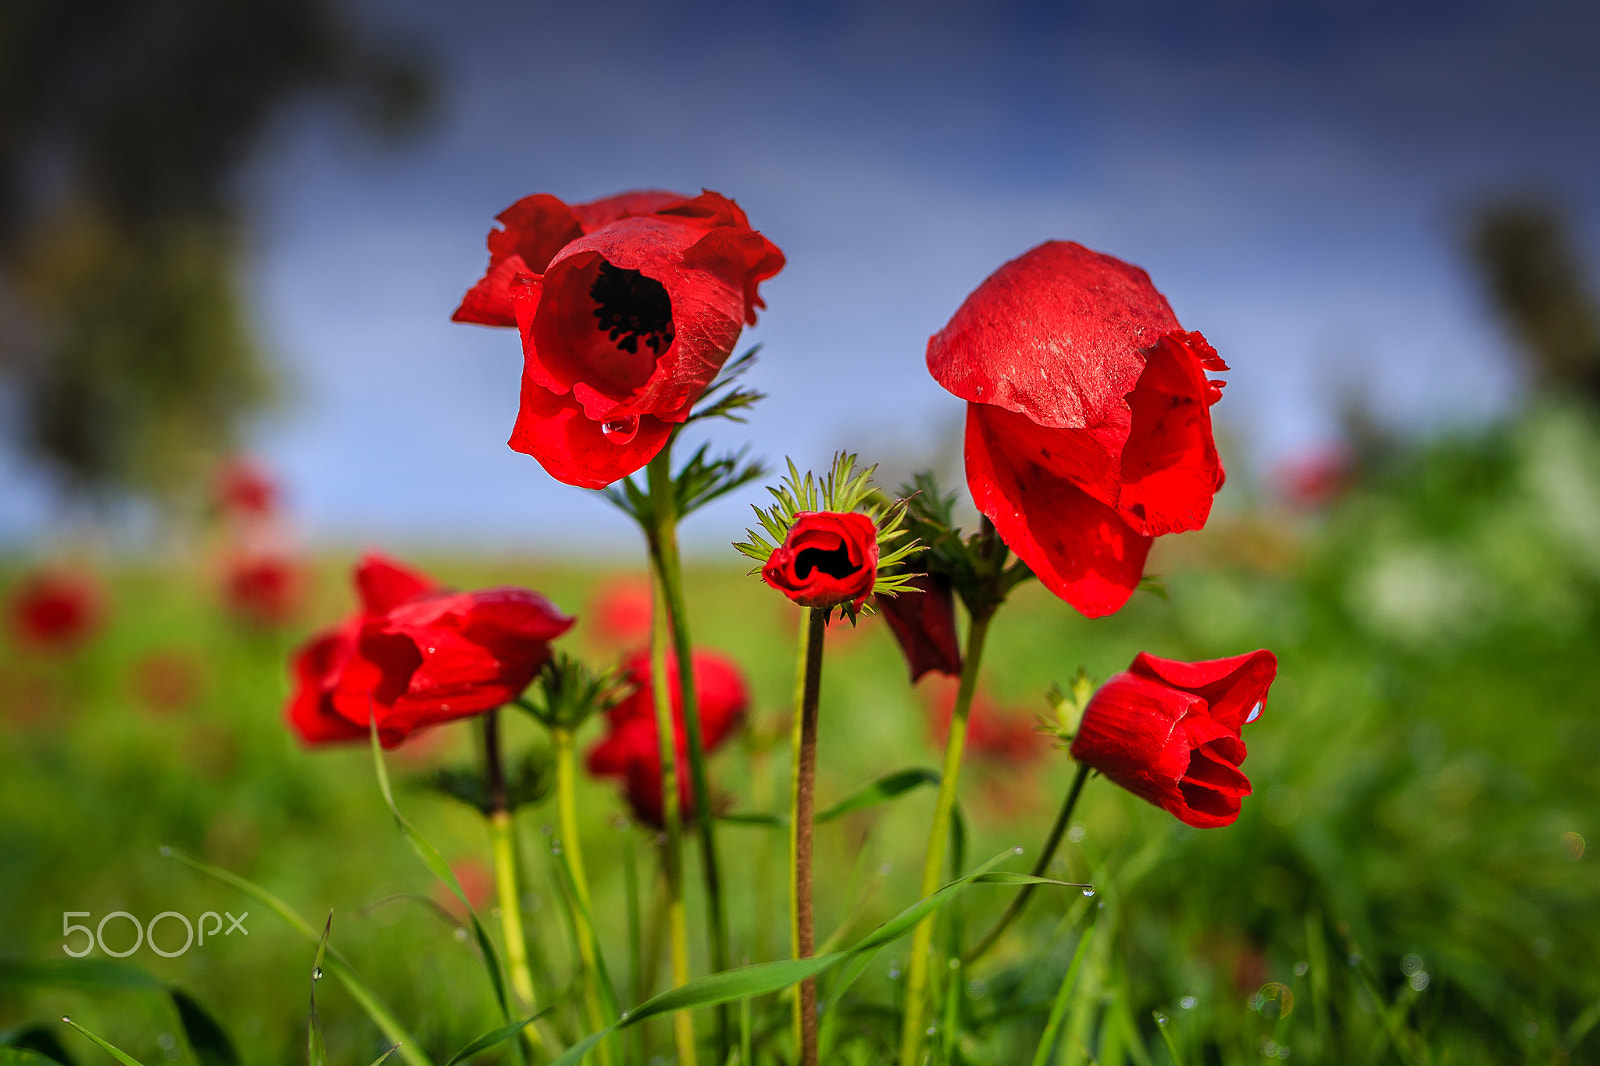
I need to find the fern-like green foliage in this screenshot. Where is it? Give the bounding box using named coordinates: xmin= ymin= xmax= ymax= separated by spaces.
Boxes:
xmin=518 ymin=652 xmax=633 ymax=731
xmin=733 ymin=452 xmax=923 ymax=618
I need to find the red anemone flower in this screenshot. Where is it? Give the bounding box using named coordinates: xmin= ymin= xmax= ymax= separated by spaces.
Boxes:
xmin=1069 ymin=650 xmax=1278 ymax=828
xmin=586 ymin=647 xmax=749 ymax=828
xmin=925 ymin=680 xmax=1048 ymax=765
xmin=222 ymin=552 xmax=307 ymax=627
xmin=286 ymin=554 xmax=574 ymax=747
xmin=876 ymin=573 xmax=962 ymax=682
xmin=8 ymin=570 xmax=104 ymax=653
xmin=215 ymin=457 xmax=279 ymax=519
xmin=761 ymin=511 xmax=879 ymax=612
xmin=928 ymin=241 xmax=1228 ymax=617
xmin=454 ymin=189 xmax=784 ymax=488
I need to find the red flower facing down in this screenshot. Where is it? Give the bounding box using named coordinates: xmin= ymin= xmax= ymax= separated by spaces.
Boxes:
xmin=8 ymin=570 xmax=104 ymax=653
xmin=454 ymin=189 xmax=785 ymax=489
xmin=927 ymin=241 xmax=1228 ymax=618
xmin=286 ymin=554 xmax=574 ymax=748
xmin=587 ymin=648 xmax=750 ymax=828
xmin=761 ymin=511 xmax=879 ymax=612
xmin=876 ymin=573 xmax=962 ymax=682
xmin=1069 ymin=650 xmax=1278 ymax=828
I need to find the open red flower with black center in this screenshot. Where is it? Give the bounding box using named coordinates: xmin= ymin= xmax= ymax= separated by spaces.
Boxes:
xmin=454 ymin=189 xmax=784 ymax=488
xmin=1068 ymin=650 xmax=1277 ymax=828
xmin=761 ymin=511 xmax=879 ymax=612
xmin=586 ymin=647 xmax=749 ymax=828
xmin=928 ymin=241 xmax=1228 ymax=617
xmin=287 ymin=554 xmax=574 ymax=747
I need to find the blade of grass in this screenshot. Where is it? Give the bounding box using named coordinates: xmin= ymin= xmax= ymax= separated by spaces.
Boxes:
xmin=1028 ymin=917 xmax=1097 ymax=1066
xmin=58 ymin=1020 xmax=146 ymax=1066
xmin=365 ymin=1047 xmax=401 ymax=1066
xmin=307 ymin=913 xmax=332 ymax=1066
xmin=161 ymin=848 xmax=435 ymax=1066
xmin=443 ymin=1009 xmax=553 ymax=1066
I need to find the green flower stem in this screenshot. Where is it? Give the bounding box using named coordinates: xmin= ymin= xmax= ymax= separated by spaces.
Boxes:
xmin=482 ymin=711 xmax=544 ymax=1055
xmin=897 ymin=610 xmax=995 ymax=1066
xmin=554 ymin=725 xmax=612 ymax=1066
xmin=789 ymin=606 xmax=827 ymax=1066
xmin=648 ymin=558 xmax=699 ymax=1066
xmin=646 ymin=442 xmax=732 ymax=1057
xmin=962 ymin=760 xmax=1092 ymax=967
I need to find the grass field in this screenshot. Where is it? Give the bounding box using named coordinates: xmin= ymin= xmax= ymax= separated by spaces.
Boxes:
xmin=3 ymin=403 xmax=1599 ymax=1066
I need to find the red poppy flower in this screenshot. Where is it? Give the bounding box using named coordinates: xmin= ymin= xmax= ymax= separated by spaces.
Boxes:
xmin=586 ymin=647 xmax=749 ymax=828
xmin=588 ymin=575 xmax=654 ymax=648
xmin=454 ymin=189 xmax=785 ymax=488
xmin=286 ymin=554 xmax=574 ymax=747
xmin=7 ymin=570 xmax=104 ymax=653
xmin=761 ymin=511 xmax=879 ymax=612
xmin=215 ymin=457 xmax=279 ymax=519
xmin=1068 ymin=650 xmax=1277 ymax=828
xmin=927 ymin=241 xmax=1228 ymax=618
xmin=876 ymin=573 xmax=962 ymax=682
xmin=222 ymin=552 xmax=307 ymax=627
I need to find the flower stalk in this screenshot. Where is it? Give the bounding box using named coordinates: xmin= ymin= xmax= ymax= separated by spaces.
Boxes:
xmin=897 ymin=608 xmax=994 ymax=1066
xmin=481 ymin=711 xmax=543 ymax=1041
xmin=647 ymin=553 xmax=699 ymax=1066
xmin=962 ymin=760 xmax=1092 ymax=966
xmin=789 ymin=606 xmax=827 ymax=1066
xmin=553 ymin=725 xmax=613 ymax=1066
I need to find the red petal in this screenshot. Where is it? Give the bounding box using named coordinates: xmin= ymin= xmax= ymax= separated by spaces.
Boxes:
xmin=488 ymin=194 xmax=584 ymax=273
xmin=1116 ymin=331 xmax=1226 ymax=536
xmin=572 ymin=189 xmax=689 ymax=230
xmin=1069 ymin=673 xmax=1197 ymax=811
xmin=453 ymin=253 xmax=529 ymax=327
xmin=1128 ymin=649 xmax=1278 ymax=732
xmin=681 ymin=225 xmax=787 ymax=325
xmin=760 ymin=511 xmax=879 ymax=611
xmin=876 ymin=573 xmax=962 ymax=682
xmin=927 ymin=241 xmax=1177 ymax=431
xmin=966 ymin=404 xmax=1151 ymax=618
xmin=354 ymin=553 xmax=437 ymax=615
xmin=508 ymin=379 xmax=674 ymax=489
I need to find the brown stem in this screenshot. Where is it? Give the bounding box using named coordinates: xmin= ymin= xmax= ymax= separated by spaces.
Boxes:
xmin=791 ymin=606 xmax=827 ymax=1066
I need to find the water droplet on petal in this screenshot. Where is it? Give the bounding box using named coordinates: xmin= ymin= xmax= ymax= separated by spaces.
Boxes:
xmin=601 ymin=416 xmax=640 ymax=444
xmin=1247 ymin=701 xmax=1264 ymax=723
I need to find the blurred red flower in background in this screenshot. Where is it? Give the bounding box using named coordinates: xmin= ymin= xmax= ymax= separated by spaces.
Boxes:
xmin=876 ymin=573 xmax=962 ymax=682
xmin=925 ymin=679 xmax=1049 ymax=766
xmin=587 ymin=647 xmax=749 ymax=828
xmin=454 ymin=189 xmax=785 ymax=488
xmin=1275 ymin=445 xmax=1354 ymax=508
xmin=287 ymin=554 xmax=574 ymax=747
xmin=761 ymin=511 xmax=878 ymax=611
xmin=222 ymin=552 xmax=308 ymax=627
xmin=7 ymin=570 xmax=104 ymax=653
xmin=587 ymin=575 xmax=654 ymax=648
xmin=130 ymin=650 xmax=205 ymax=714
xmin=214 ymin=457 xmax=280 ymax=519
xmin=1069 ymin=650 xmax=1278 ymax=828
xmin=927 ymin=241 xmax=1228 ymax=618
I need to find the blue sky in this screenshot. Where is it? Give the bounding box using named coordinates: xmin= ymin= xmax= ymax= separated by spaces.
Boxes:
xmin=5 ymin=0 xmax=1598 ymax=552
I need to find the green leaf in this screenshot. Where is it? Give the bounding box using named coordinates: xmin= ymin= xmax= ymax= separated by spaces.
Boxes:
xmin=0 ymin=1048 xmax=70 ymax=1066
xmin=57 ymin=1020 xmax=145 ymax=1066
xmin=0 ymin=1024 xmax=78 ymax=1066
xmin=307 ymin=913 xmax=332 ymax=1066
xmin=443 ymin=1009 xmax=552 ymax=1066
xmin=816 ymin=768 xmax=941 ymax=823
xmin=167 ymin=991 xmax=238 ymax=1066
xmin=0 ymin=961 xmax=164 ymax=992
xmin=364 ymin=1047 xmax=401 ymax=1066
xmin=161 ymin=848 xmax=436 ymax=1066
xmin=369 ymin=721 xmax=513 ymax=1024
xmin=716 ymin=811 xmax=787 ymax=828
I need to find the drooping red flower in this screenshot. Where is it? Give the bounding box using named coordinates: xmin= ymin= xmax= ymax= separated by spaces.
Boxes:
xmin=222 ymin=552 xmax=307 ymax=627
xmin=876 ymin=573 xmax=962 ymax=682
xmin=1068 ymin=650 xmax=1278 ymax=828
xmin=286 ymin=554 xmax=574 ymax=747
xmin=7 ymin=570 xmax=104 ymax=653
xmin=215 ymin=457 xmax=279 ymax=519
xmin=927 ymin=241 xmax=1228 ymax=618
xmin=761 ymin=511 xmax=879 ymax=612
xmin=454 ymin=189 xmax=785 ymax=488
xmin=586 ymin=647 xmax=749 ymax=828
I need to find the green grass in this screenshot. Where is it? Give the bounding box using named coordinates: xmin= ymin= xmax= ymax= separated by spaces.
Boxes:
xmin=4 ymin=403 xmax=1600 ymax=1065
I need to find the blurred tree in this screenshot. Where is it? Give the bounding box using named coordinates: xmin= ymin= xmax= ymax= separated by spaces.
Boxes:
xmin=0 ymin=0 xmax=430 ymax=504
xmin=1471 ymin=200 xmax=1600 ymax=403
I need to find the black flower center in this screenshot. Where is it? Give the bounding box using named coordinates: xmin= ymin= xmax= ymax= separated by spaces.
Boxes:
xmin=794 ymin=546 xmax=858 ymax=581
xmin=590 ymin=262 xmax=674 ymax=356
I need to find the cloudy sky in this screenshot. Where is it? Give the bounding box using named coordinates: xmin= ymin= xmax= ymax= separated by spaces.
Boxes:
xmin=6 ymin=0 xmax=1599 ymax=552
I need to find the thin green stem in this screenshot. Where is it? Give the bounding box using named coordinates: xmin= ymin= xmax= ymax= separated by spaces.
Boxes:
xmin=897 ymin=610 xmax=994 ymax=1066
xmin=646 ymin=443 xmax=732 ymax=1058
xmin=648 ymin=558 xmax=699 ymax=1066
xmin=555 ymin=726 xmax=612 ymax=1066
xmin=482 ymin=713 xmax=539 ymax=1018
xmin=788 ymin=607 xmax=827 ymax=1066
xmin=962 ymin=760 xmax=1092 ymax=967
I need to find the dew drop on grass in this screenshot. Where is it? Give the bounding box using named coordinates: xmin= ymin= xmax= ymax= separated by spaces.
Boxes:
xmin=1293 ymin=961 xmax=1309 ymax=976
xmin=1154 ymin=1012 xmax=1168 ymax=1027
xmin=1082 ymin=887 xmax=1096 ymax=897
xmin=1067 ymin=826 xmax=1086 ymax=843
xmin=1180 ymin=995 xmax=1197 ymax=1010
xmin=312 ymin=967 xmax=323 ymax=981
xmin=453 ymin=928 xmax=469 ymax=941
xmin=158 ymin=845 xmax=172 ymax=857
